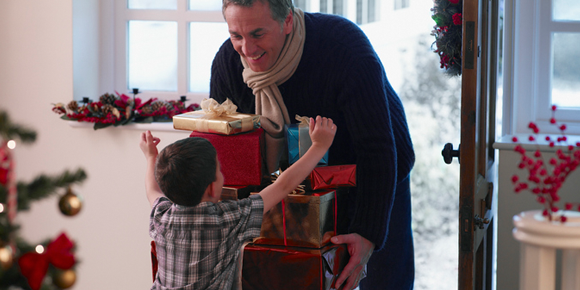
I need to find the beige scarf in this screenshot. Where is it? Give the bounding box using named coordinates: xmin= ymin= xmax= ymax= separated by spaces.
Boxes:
xmin=241 ymin=8 xmax=306 ymax=174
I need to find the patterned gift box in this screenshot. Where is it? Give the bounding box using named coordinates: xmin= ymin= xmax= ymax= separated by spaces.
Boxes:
xmin=309 ymin=164 xmax=357 ymax=190
xmin=285 ymin=115 xmax=328 ymax=166
xmin=241 ymin=243 xmax=349 ymax=290
xmin=189 ymin=129 xmax=264 ymax=186
xmin=252 ymin=189 xmax=339 ymax=248
xmin=173 ymin=98 xmax=260 ymax=135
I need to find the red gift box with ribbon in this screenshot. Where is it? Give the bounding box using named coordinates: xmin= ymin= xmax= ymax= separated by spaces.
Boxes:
xmin=252 ymin=189 xmax=339 ymax=248
xmin=241 ymin=243 xmax=349 ymax=290
xmin=309 ymin=164 xmax=356 ymax=190
xmin=189 ymin=128 xmax=264 ymax=186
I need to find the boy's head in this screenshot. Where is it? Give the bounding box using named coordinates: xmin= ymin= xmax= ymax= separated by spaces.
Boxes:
xmin=155 ymin=137 xmax=222 ymax=206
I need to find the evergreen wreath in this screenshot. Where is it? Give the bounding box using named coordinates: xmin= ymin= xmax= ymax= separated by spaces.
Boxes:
xmin=431 ymin=0 xmax=463 ymax=76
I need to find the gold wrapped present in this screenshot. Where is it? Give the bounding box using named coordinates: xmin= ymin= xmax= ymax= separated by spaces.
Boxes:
xmin=173 ymin=98 xmax=260 ymax=135
xmin=252 ymin=190 xmax=338 ymax=248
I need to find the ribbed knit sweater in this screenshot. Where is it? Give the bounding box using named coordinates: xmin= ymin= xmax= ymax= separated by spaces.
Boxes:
xmin=210 ymin=12 xmax=415 ymax=251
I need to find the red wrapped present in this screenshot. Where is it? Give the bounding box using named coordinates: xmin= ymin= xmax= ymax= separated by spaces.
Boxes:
xmin=241 ymin=243 xmax=349 ymax=290
xmin=253 ymin=190 xmax=339 ymax=248
xmin=310 ymin=165 xmax=356 ymax=190
xmin=190 ymin=129 xmax=264 ymax=186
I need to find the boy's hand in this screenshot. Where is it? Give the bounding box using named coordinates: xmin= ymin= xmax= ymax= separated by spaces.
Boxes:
xmin=309 ymin=116 xmax=337 ymax=150
xmin=140 ymin=130 xmax=160 ymax=159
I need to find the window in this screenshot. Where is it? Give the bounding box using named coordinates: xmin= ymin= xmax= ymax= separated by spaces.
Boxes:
xmin=100 ymin=0 xmax=381 ymax=103
xmin=110 ymin=0 xmax=228 ymax=101
xmin=394 ymin=0 xmax=409 ymax=10
xmin=506 ymin=0 xmax=580 ymax=135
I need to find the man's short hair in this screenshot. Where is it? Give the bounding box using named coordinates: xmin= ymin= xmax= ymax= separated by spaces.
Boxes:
xmin=222 ymin=0 xmax=294 ymax=25
xmin=155 ymin=137 xmax=217 ymax=207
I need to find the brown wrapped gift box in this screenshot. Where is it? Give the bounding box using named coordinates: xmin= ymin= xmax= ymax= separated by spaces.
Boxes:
xmin=253 ymin=190 xmax=337 ymax=248
xmin=220 ymin=186 xmax=255 ymax=201
xmin=241 ymin=243 xmax=349 ymax=290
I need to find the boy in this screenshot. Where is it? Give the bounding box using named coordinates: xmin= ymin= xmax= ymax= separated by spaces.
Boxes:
xmin=140 ymin=116 xmax=336 ymax=290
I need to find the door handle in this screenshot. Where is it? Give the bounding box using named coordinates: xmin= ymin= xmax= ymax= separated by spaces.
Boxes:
xmin=442 ymin=143 xmax=460 ymax=164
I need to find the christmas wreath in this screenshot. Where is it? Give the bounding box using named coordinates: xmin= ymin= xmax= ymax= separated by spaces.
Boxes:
xmin=52 ymin=92 xmax=200 ymax=130
xmin=431 ymin=0 xmax=463 ymax=76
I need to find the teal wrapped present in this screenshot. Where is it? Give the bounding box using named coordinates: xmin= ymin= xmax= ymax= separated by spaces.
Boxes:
xmin=285 ymin=115 xmax=328 ymax=165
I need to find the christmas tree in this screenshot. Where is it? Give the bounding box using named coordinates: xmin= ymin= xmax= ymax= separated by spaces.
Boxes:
xmin=0 ymin=110 xmax=87 ymax=290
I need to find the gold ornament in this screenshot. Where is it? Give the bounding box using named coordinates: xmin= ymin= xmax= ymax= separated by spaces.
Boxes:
xmin=58 ymin=187 xmax=83 ymax=216
xmin=0 ymin=243 xmax=14 ymax=269
xmin=52 ymin=269 xmax=76 ymax=289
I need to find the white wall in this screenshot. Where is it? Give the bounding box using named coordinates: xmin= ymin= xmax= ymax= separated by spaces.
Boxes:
xmin=0 ymin=1 xmax=190 ymax=289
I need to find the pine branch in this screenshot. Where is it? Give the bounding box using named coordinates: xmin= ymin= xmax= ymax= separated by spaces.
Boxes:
xmin=15 ymin=168 xmax=87 ymax=211
xmin=0 ymin=111 xmax=37 ymax=144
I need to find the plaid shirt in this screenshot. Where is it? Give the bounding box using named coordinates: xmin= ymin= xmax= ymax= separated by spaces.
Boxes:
xmin=150 ymin=195 xmax=263 ymax=290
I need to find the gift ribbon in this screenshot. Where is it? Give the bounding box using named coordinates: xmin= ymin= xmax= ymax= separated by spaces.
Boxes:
xmin=200 ymin=98 xmax=238 ymax=117
xmin=196 ymin=98 xmax=254 ymax=133
xmin=270 ymin=168 xmax=305 ymax=195
xmin=18 ymin=232 xmax=75 ymax=290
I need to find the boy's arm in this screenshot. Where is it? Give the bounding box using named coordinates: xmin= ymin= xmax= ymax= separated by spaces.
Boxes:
xmin=140 ymin=131 xmax=165 ymax=208
xmin=259 ymin=116 xmax=336 ymax=213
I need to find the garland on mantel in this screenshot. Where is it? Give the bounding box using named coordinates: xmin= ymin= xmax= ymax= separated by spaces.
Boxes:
xmin=431 ymin=0 xmax=463 ymax=76
xmin=52 ymin=91 xmax=200 ymax=130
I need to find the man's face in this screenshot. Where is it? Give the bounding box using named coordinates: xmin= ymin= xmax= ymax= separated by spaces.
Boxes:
xmin=224 ymin=1 xmax=293 ymax=72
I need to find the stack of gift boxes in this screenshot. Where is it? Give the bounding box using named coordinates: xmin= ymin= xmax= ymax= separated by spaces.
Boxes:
xmin=173 ymin=100 xmax=356 ymax=290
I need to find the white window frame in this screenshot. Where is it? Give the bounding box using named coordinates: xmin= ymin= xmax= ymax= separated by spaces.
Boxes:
xmin=100 ymin=0 xmax=224 ymax=103
xmin=97 ymin=0 xmax=381 ymax=105
xmin=504 ymin=0 xmax=580 ymax=136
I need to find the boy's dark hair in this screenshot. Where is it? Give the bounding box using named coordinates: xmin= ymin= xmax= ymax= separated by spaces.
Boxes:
xmin=155 ymin=137 xmax=217 ymax=206
xmin=222 ymin=0 xmax=294 ymax=25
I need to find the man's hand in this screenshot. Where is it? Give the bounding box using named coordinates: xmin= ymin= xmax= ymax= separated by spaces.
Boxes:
xmin=140 ymin=130 xmax=160 ymax=160
xmin=331 ymin=233 xmax=375 ymax=290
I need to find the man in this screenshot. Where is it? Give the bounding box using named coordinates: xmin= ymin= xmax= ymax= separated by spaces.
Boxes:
xmin=210 ymin=0 xmax=415 ymax=289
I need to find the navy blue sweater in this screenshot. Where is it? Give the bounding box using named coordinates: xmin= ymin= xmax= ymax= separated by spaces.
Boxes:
xmin=210 ymin=12 xmax=415 ymax=251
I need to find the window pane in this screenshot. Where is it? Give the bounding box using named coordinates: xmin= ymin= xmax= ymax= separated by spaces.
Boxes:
xmin=189 ymin=22 xmax=230 ymax=92
xmin=553 ymin=0 xmax=580 ymax=21
xmin=189 ymin=0 xmax=222 ymax=11
xmin=551 ymin=32 xmax=580 ymax=108
xmin=128 ymin=0 xmax=177 ymax=10
xmin=128 ymin=21 xmax=178 ymax=91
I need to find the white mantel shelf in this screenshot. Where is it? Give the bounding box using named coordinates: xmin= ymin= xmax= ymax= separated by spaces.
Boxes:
xmin=494 ymin=134 xmax=580 ymax=152
xmin=67 ymin=121 xmax=185 ymax=132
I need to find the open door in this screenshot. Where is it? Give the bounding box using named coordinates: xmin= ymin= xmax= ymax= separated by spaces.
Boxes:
xmin=443 ymin=0 xmax=501 ymax=289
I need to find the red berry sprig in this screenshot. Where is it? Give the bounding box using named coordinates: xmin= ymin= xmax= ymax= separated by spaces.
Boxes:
xmin=511 ymin=105 xmax=580 ymax=222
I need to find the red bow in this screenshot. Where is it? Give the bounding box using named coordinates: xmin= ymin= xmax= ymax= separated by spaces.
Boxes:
xmin=18 ymin=232 xmax=76 ymax=290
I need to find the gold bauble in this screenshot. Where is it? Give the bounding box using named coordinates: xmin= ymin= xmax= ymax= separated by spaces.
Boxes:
xmin=52 ymin=269 xmax=76 ymax=289
xmin=58 ymin=187 xmax=83 ymax=216
xmin=0 ymin=244 xmax=14 ymax=270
